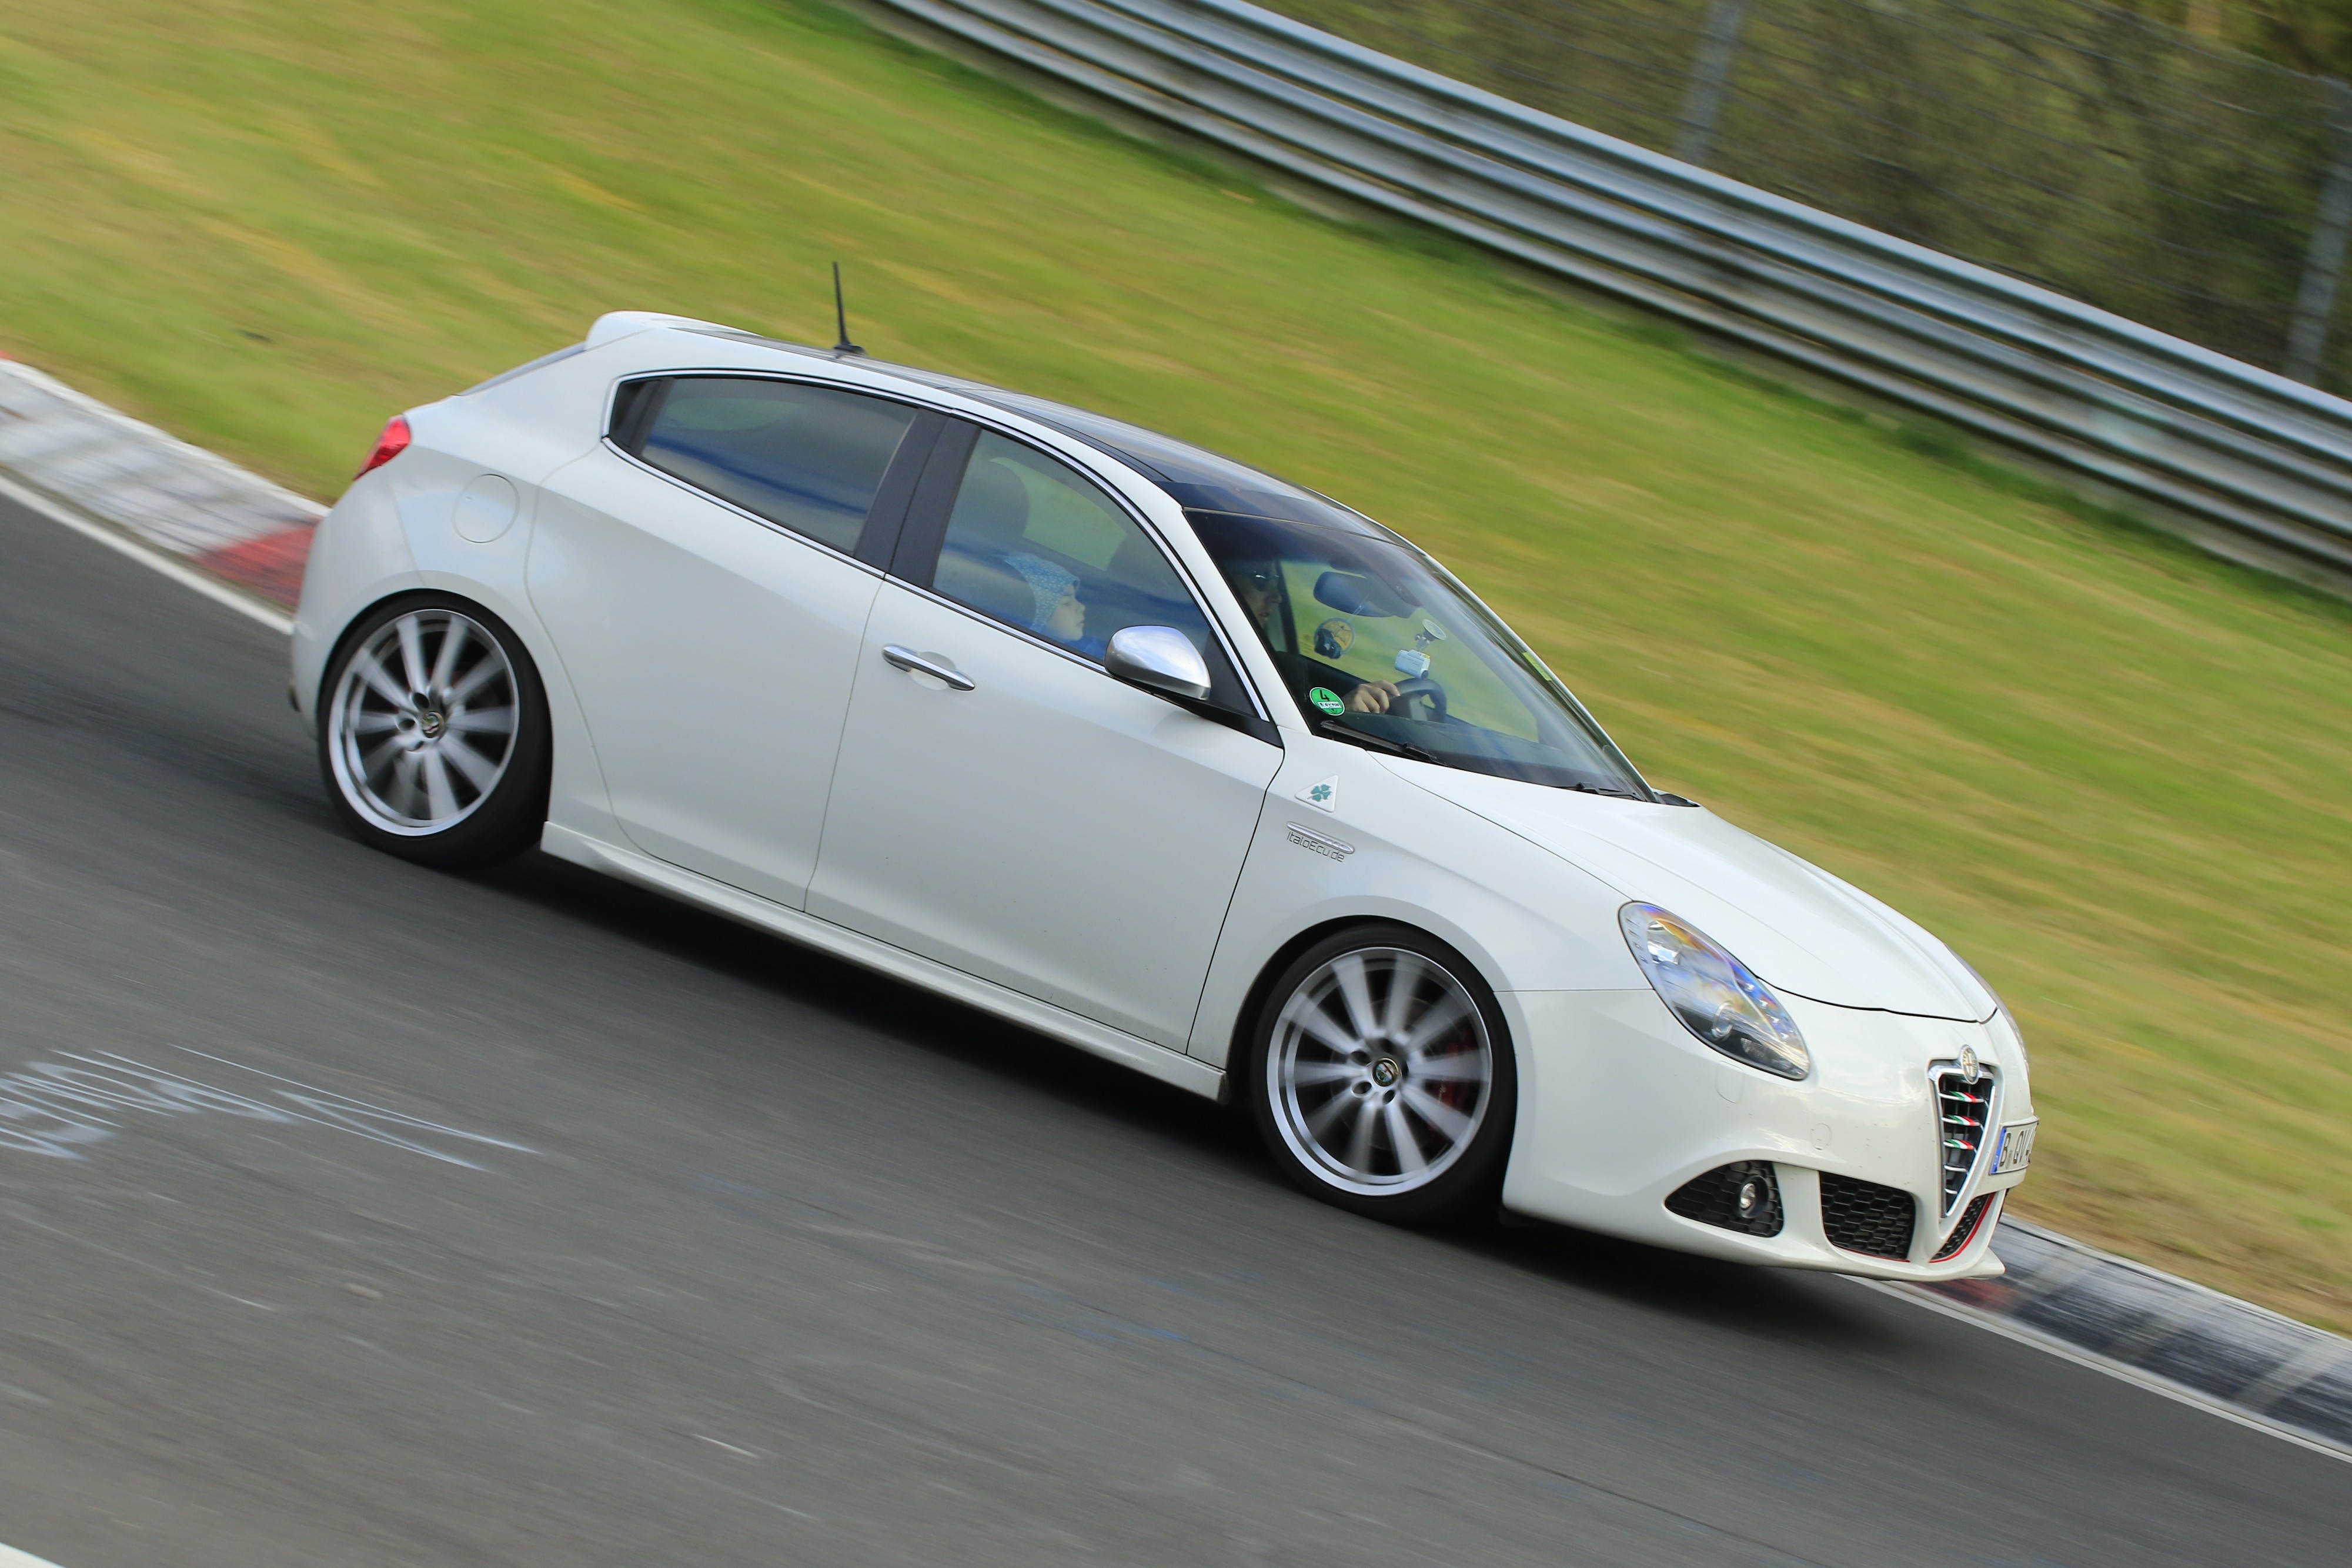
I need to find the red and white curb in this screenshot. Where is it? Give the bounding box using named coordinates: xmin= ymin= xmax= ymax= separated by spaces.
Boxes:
xmin=0 ymin=355 xmax=318 ymax=624
xmin=1891 ymin=1219 xmax=2350 ymax=1459
xmin=0 ymin=354 xmax=2346 ymax=1462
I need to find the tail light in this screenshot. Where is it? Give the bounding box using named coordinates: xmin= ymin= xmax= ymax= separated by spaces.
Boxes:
xmin=355 ymin=416 xmax=412 ymax=480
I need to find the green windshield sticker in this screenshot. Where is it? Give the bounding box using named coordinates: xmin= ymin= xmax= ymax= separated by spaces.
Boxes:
xmin=1308 ymin=686 xmax=1345 ymax=716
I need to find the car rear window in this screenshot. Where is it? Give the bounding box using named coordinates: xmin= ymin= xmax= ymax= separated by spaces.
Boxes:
xmin=620 ymin=376 xmax=919 ymax=553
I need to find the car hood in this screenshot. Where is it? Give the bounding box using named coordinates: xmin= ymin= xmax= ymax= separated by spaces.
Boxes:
xmin=1386 ymin=762 xmax=1994 ymax=1021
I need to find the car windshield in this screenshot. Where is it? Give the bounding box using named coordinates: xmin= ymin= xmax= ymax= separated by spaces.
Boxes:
xmin=1188 ymin=510 xmax=1653 ymax=798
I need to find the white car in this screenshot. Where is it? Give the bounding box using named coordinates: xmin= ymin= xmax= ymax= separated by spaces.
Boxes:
xmin=292 ymin=311 xmax=2033 ymax=1278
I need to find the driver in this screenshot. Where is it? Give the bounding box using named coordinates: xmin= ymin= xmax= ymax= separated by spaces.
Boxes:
xmin=1224 ymin=557 xmax=1401 ymax=716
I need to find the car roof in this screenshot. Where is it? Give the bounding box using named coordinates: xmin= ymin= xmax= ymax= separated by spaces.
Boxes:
xmin=644 ymin=323 xmax=1398 ymax=541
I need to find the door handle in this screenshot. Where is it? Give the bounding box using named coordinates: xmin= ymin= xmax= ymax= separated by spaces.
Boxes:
xmin=883 ymin=645 xmax=975 ymax=691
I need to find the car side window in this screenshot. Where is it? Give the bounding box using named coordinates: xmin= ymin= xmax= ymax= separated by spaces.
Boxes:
xmin=622 ymin=377 xmax=918 ymax=554
xmin=932 ymin=432 xmax=1218 ymax=665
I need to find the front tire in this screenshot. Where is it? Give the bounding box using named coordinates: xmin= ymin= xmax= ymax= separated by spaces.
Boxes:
xmin=318 ymin=595 xmax=550 ymax=870
xmin=1243 ymin=925 xmax=1516 ymax=1225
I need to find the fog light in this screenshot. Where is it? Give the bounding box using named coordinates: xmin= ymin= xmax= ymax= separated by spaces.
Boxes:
xmin=1664 ymin=1161 xmax=1783 ymax=1238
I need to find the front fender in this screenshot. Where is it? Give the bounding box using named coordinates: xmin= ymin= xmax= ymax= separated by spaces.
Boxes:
xmin=1187 ymin=735 xmax=1637 ymax=1070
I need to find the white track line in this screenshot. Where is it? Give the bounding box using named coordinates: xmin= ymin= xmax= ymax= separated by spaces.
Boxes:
xmin=0 ymin=1543 xmax=65 ymax=1568
xmin=0 ymin=470 xmax=295 ymax=635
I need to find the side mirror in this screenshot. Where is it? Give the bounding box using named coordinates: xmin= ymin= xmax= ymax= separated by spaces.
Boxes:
xmin=1105 ymin=626 xmax=1212 ymax=703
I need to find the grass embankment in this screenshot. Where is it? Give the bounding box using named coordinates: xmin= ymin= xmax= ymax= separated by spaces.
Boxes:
xmin=2 ymin=0 xmax=2345 ymax=1328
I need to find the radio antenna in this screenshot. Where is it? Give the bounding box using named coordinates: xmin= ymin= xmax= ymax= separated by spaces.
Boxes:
xmin=831 ymin=262 xmax=864 ymax=356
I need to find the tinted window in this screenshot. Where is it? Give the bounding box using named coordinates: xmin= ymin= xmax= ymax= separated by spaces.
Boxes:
xmin=933 ymin=432 xmax=1214 ymax=660
xmin=632 ymin=377 xmax=917 ymax=553
xmin=925 ymin=432 xmax=1258 ymax=726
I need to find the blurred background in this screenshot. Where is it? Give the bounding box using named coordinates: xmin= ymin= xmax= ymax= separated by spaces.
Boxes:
xmin=1287 ymin=0 xmax=2352 ymax=389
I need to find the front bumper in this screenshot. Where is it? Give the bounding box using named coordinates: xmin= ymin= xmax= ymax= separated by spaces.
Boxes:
xmin=1497 ymin=989 xmax=2034 ymax=1282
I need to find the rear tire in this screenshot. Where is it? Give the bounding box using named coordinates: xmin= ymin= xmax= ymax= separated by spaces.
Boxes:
xmin=317 ymin=594 xmax=550 ymax=871
xmin=1243 ymin=925 xmax=1516 ymax=1225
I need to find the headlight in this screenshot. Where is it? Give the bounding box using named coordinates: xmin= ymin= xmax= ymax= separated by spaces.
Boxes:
xmin=1619 ymin=903 xmax=1811 ymax=1080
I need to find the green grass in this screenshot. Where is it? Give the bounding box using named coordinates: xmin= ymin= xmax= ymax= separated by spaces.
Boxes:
xmin=4 ymin=0 xmax=2347 ymax=1329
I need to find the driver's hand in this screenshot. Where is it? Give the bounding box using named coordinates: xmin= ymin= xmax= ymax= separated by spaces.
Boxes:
xmin=1345 ymin=680 xmax=1400 ymax=714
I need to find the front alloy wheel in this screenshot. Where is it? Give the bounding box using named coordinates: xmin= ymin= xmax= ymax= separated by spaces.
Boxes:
xmin=319 ymin=597 xmax=549 ymax=869
xmin=1247 ymin=927 xmax=1515 ymax=1223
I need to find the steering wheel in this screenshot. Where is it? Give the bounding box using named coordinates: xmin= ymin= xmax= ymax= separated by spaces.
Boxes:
xmin=1389 ymin=676 xmax=1448 ymax=723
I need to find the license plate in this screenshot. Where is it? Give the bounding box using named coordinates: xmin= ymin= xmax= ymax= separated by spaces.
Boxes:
xmin=1992 ymin=1121 xmax=2037 ymax=1175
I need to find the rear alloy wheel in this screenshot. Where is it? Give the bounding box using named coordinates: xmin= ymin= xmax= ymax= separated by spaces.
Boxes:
xmin=1245 ymin=926 xmax=1515 ymax=1224
xmin=319 ymin=597 xmax=549 ymax=870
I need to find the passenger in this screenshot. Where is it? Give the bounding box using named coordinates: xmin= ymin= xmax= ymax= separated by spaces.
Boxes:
xmin=940 ymin=458 xmax=1090 ymax=648
xmin=1005 ymin=551 xmax=1086 ymax=645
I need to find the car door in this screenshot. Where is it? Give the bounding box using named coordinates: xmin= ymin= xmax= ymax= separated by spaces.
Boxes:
xmin=807 ymin=423 xmax=1284 ymax=1049
xmin=529 ymin=374 xmax=940 ymax=908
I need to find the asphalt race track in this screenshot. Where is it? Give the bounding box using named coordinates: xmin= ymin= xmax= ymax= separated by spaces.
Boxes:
xmin=1 ymin=493 xmax=2345 ymax=1567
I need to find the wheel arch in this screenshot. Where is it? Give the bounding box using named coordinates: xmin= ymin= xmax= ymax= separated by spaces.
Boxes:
xmin=313 ymin=590 xmax=557 ymax=869
xmin=315 ymin=584 xmax=547 ymax=711
xmin=1221 ymin=914 xmax=1512 ymax=1087
xmin=1231 ymin=916 xmax=1521 ymax=1222
xmin=317 ymin=588 xmax=556 ymax=770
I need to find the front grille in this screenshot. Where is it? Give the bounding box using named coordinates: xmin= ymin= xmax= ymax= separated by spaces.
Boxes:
xmin=1820 ymin=1173 xmax=1917 ymax=1259
xmin=1932 ymin=1192 xmax=1999 ymax=1263
xmin=1665 ymin=1161 xmax=1784 ymax=1236
xmin=1929 ymin=1062 xmax=1996 ymax=1214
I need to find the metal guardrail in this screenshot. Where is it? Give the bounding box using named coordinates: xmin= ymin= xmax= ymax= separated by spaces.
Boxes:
xmin=868 ymin=0 xmax=2352 ymax=587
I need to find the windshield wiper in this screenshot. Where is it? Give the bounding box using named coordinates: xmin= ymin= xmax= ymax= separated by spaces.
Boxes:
xmin=1315 ymin=720 xmax=1437 ymax=764
xmin=1564 ymin=781 xmax=1643 ymax=800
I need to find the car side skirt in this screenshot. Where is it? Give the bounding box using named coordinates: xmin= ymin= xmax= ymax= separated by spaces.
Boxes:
xmin=540 ymin=824 xmax=1229 ymax=1102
